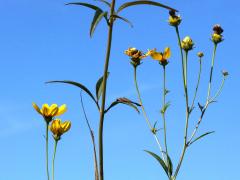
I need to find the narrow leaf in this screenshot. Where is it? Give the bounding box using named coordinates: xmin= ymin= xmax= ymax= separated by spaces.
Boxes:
xmin=47 ymin=80 xmax=98 ymax=108
xmin=189 ymin=131 xmax=215 ymax=145
xmin=112 ymin=15 xmax=133 ymax=27
xmin=66 ymin=2 xmax=103 ymax=11
xmin=166 ymin=154 xmax=173 ymax=176
xmin=161 ymin=101 xmax=170 ymax=114
xmin=105 ymin=97 xmax=140 ymax=113
xmin=144 ymin=150 xmax=169 ymax=177
xmin=90 ymin=10 xmax=108 ymax=37
xmin=117 ymin=0 xmax=177 ymax=13
xmin=95 ymin=0 xmax=111 ymax=7
xmin=95 ymin=72 xmax=110 ymax=100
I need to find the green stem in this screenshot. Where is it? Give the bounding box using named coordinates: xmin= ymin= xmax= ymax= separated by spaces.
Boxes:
xmin=210 ymin=77 xmax=226 ymax=102
xmin=98 ymin=1 xmax=115 ymax=180
xmin=162 ymin=66 xmax=168 ymax=156
xmin=190 ymin=58 xmax=202 ymax=112
xmin=45 ymin=122 xmax=50 ymax=180
xmin=207 ymin=44 xmax=217 ymax=102
xmin=174 ymin=46 xmax=190 ymax=178
xmin=134 ymin=67 xmax=165 ymax=161
xmin=52 ymin=139 xmax=58 ymax=180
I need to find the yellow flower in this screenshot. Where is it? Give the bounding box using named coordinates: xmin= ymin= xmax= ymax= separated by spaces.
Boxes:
xmin=124 ymin=47 xmax=146 ymax=67
xmin=50 ymin=119 xmax=71 ymax=140
xmin=33 ymin=103 xmax=67 ymax=122
xmin=181 ymin=36 xmax=194 ymax=51
xmin=146 ymin=47 xmax=171 ymax=66
xmin=197 ymin=52 xmax=204 ymax=58
xmin=212 ymin=33 xmax=223 ymax=44
xmin=168 ymin=10 xmax=181 ymax=27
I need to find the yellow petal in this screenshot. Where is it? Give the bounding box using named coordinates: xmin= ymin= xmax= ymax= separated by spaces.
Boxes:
xmin=163 ymin=47 xmax=171 ymax=59
xmin=50 ymin=119 xmax=61 ymax=135
xmin=61 ymin=121 xmax=71 ymax=133
xmin=42 ymin=104 xmax=50 ymax=117
xmin=32 ymin=103 xmax=42 ymax=115
xmin=151 ymin=52 xmax=163 ymax=61
xmin=56 ymin=104 xmax=67 ymax=116
xmin=49 ymin=104 xmax=58 ymax=117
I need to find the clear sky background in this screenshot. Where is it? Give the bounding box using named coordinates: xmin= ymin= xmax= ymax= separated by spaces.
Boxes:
xmin=0 ymin=0 xmax=239 ymax=180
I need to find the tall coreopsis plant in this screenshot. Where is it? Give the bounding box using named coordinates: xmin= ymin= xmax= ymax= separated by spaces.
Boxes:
xmin=47 ymin=1 xmax=177 ymax=180
xmin=124 ymin=10 xmax=228 ymax=180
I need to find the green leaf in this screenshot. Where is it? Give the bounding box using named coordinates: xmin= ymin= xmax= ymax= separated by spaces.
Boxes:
xmin=161 ymin=101 xmax=170 ymax=114
xmin=112 ymin=14 xmax=133 ymax=27
xmin=47 ymin=80 xmax=98 ymax=107
xmin=117 ymin=0 xmax=177 ymax=13
xmin=96 ymin=72 xmax=110 ymax=100
xmin=166 ymin=154 xmax=173 ymax=176
xmin=94 ymin=0 xmax=111 ymax=7
xmin=105 ymin=97 xmax=140 ymax=113
xmin=90 ymin=10 xmax=108 ymax=37
xmin=144 ymin=150 xmax=169 ymax=177
xmin=189 ymin=131 xmax=215 ymax=145
xmin=66 ymin=2 xmax=103 ymax=12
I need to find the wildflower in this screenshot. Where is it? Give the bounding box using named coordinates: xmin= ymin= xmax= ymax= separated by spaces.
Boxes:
xmin=50 ymin=119 xmax=71 ymax=140
xmin=197 ymin=52 xmax=204 ymax=58
xmin=32 ymin=103 xmax=67 ymax=123
xmin=181 ymin=36 xmax=194 ymax=51
xmin=212 ymin=33 xmax=223 ymax=44
xmin=168 ymin=10 xmax=181 ymax=27
xmin=124 ymin=47 xmax=146 ymax=67
xmin=146 ymin=47 xmax=171 ymax=66
xmin=222 ymin=70 xmax=229 ymax=77
xmin=211 ymin=24 xmax=224 ymax=44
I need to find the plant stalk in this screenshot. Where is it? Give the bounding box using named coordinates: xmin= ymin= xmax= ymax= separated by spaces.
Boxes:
xmin=162 ymin=66 xmax=168 ymax=156
xmin=98 ymin=1 xmax=116 ymax=180
xmin=134 ymin=67 xmax=165 ymax=161
xmin=52 ymin=139 xmax=58 ymax=180
xmin=45 ymin=122 xmax=50 ymax=180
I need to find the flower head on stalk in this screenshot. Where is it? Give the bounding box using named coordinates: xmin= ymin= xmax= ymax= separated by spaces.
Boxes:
xmin=124 ymin=47 xmax=146 ymax=67
xmin=168 ymin=10 xmax=182 ymax=27
xmin=32 ymin=103 xmax=67 ymax=123
xmin=197 ymin=52 xmax=204 ymax=58
xmin=222 ymin=70 xmax=229 ymax=77
xmin=212 ymin=24 xmax=224 ymax=44
xmin=181 ymin=36 xmax=194 ymax=52
xmin=146 ymin=47 xmax=171 ymax=66
xmin=50 ymin=119 xmax=71 ymax=141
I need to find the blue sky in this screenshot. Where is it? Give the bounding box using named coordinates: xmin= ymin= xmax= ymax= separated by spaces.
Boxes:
xmin=0 ymin=0 xmax=239 ymax=180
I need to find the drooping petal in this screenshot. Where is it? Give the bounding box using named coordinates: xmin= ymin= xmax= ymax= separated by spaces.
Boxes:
xmin=32 ymin=103 xmax=42 ymax=115
xmin=56 ymin=104 xmax=67 ymax=116
xmin=151 ymin=52 xmax=163 ymax=61
xmin=163 ymin=47 xmax=171 ymax=59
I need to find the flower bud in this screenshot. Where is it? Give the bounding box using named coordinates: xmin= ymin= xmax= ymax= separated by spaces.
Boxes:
xmin=222 ymin=70 xmax=229 ymax=77
xmin=181 ymin=36 xmax=194 ymax=51
xmin=211 ymin=24 xmax=224 ymax=44
xmin=124 ymin=47 xmax=145 ymax=67
xmin=197 ymin=52 xmax=204 ymax=58
xmin=168 ymin=10 xmax=181 ymax=27
xmin=213 ymin=24 xmax=224 ymax=35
